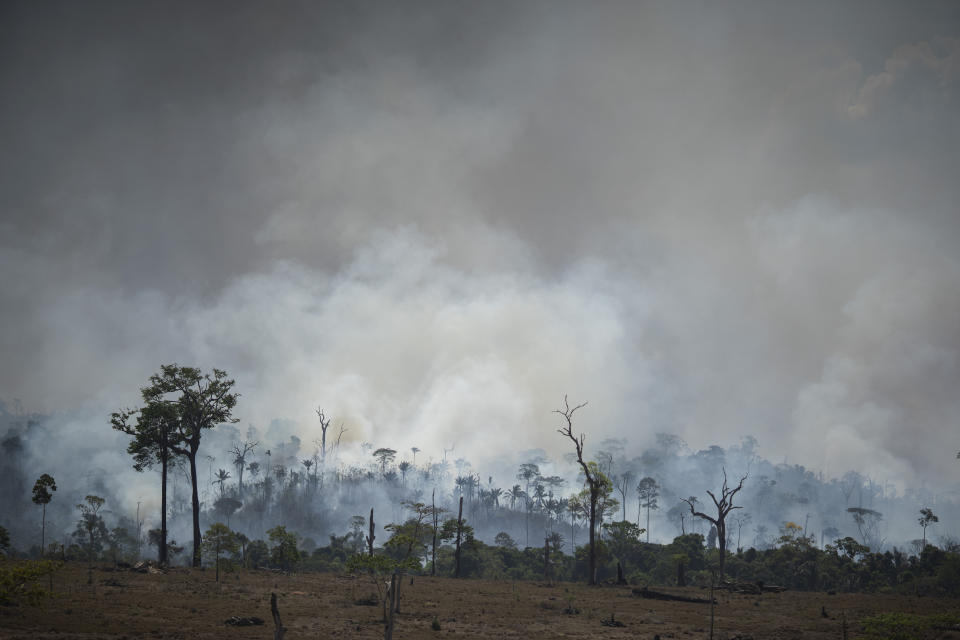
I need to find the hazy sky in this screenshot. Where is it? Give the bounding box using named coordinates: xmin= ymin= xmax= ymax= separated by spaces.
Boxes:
xmin=1 ymin=1 xmax=958 ymax=490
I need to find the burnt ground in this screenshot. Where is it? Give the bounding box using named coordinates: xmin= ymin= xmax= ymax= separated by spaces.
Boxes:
xmin=1 ymin=562 xmax=958 ymax=639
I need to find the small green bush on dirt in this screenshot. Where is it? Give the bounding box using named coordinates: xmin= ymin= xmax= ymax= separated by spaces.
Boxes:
xmin=0 ymin=560 xmax=60 ymax=606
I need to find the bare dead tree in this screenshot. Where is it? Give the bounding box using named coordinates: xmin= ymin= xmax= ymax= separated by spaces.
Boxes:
xmin=367 ymin=507 xmax=376 ymax=556
xmin=614 ymin=471 xmax=634 ymax=522
xmin=335 ymin=422 xmax=348 ymax=453
xmin=555 ymin=395 xmax=598 ymax=585
xmin=270 ymin=592 xmax=286 ymax=640
xmin=454 ymin=496 xmax=464 ymax=578
xmin=315 ymin=407 xmax=331 ymax=462
xmin=682 ymin=468 xmax=747 ymax=580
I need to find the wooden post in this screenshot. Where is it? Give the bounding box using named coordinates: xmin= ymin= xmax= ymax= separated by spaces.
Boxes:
xmin=544 ymin=537 xmax=550 ymax=581
xmin=454 ymin=496 xmax=464 ymax=578
xmin=385 ymin=573 xmax=397 ymax=640
xmin=271 ymin=592 xmax=286 ymax=640
xmin=431 ymin=489 xmax=437 ymax=576
xmin=709 ymin=572 xmax=715 ymax=640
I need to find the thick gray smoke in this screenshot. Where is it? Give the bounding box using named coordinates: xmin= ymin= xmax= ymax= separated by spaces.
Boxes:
xmin=1 ymin=0 xmax=958 ymax=544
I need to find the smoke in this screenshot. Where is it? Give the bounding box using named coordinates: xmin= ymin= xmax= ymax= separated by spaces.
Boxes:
xmin=1 ymin=0 xmax=959 ymax=541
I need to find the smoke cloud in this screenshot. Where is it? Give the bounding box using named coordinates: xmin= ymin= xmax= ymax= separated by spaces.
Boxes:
xmin=1 ymin=0 xmax=958 ymax=520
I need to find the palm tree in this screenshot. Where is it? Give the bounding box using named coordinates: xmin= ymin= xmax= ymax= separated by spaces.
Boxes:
xmin=398 ymin=461 xmax=412 ymax=486
xmin=213 ymin=469 xmax=231 ymax=499
xmin=489 ymin=487 xmax=503 ymax=509
xmin=554 ymin=497 xmax=569 ymax=524
xmin=302 ymin=459 xmax=314 ymax=496
xmin=533 ymin=483 xmax=547 ymax=509
xmin=455 ymin=475 xmax=471 ymax=498
xmin=508 ymin=484 xmax=525 ymax=511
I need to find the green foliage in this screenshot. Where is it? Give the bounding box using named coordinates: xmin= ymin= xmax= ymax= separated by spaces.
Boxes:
xmin=604 ymin=521 xmax=643 ymax=549
xmin=108 ymin=527 xmax=137 ymax=564
xmin=31 ymin=474 xmax=56 ymax=505
xmin=267 ymin=525 xmax=300 ymax=571
xmin=494 ymin=532 xmax=517 ymax=549
xmin=439 ymin=517 xmax=475 ymax=544
xmin=0 ymin=560 xmax=60 ymax=606
xmin=135 ymin=364 xmax=240 ymax=567
xmin=346 ymin=552 xmax=397 ymax=575
xmin=246 ymin=539 xmax=269 ymax=568
xmin=833 ymin=536 xmax=870 ymax=560
xmin=74 ymin=495 xmax=108 ymax=561
xmin=0 ymin=525 xmax=10 ymax=555
xmin=203 ymin=523 xmax=240 ymax=580
xmin=111 ymin=402 xmax=182 ymax=471
xmin=383 ymin=500 xmax=439 ymax=571
xmin=203 ymin=523 xmax=239 ymax=558
xmin=859 ymin=612 xmax=960 ymax=640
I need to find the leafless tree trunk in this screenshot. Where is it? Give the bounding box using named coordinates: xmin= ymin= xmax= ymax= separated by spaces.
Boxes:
xmin=555 ymin=395 xmax=597 ymax=584
xmin=385 ymin=573 xmax=397 ymax=640
xmin=271 ymin=592 xmax=286 ymax=640
xmin=682 ymin=468 xmax=747 ymax=580
xmin=315 ymin=408 xmax=331 ymax=462
xmin=431 ymin=489 xmax=438 ymax=576
xmin=454 ymin=496 xmax=463 ymax=578
xmin=367 ymin=507 xmax=376 ymax=556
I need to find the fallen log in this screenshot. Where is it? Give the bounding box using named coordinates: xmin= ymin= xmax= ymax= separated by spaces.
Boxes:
xmin=719 ymin=580 xmax=787 ymax=594
xmin=632 ymin=587 xmax=715 ymax=604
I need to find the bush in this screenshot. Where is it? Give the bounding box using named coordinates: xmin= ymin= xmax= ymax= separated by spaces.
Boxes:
xmin=0 ymin=560 xmax=60 ymax=606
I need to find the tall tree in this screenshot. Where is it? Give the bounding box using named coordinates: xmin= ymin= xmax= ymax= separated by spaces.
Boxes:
xmin=682 ymin=468 xmax=747 ymax=580
xmin=517 ymin=462 xmax=540 ymax=546
xmin=202 ymin=522 xmax=238 ymax=583
xmin=636 ymin=476 xmax=659 ymax=543
xmin=111 ymin=400 xmax=181 ymax=565
xmin=373 ymin=448 xmax=397 ymax=478
xmin=918 ymin=507 xmax=938 ymax=550
xmin=31 ymin=473 xmax=57 ymax=557
xmin=141 ymin=365 xmax=239 ymax=567
xmin=398 ymin=461 xmax=412 ymax=486
xmin=74 ymin=494 xmax=107 ymax=584
xmin=614 ymin=471 xmax=634 ymax=522
xmin=847 ymin=506 xmax=883 ymax=550
xmin=555 ymin=395 xmax=601 ymax=585
xmin=506 ymin=484 xmax=523 ymax=513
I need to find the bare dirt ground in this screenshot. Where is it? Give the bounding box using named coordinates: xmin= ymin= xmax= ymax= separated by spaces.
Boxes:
xmin=1 ymin=562 xmax=958 ymax=639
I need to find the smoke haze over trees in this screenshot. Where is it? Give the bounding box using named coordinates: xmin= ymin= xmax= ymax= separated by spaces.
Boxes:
xmin=0 ymin=0 xmax=958 ymax=572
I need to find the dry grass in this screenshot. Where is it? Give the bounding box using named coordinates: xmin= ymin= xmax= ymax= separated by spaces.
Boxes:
xmin=0 ymin=562 xmax=958 ymax=639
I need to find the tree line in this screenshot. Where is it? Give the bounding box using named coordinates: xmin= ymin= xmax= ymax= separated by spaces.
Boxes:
xmin=2 ymin=363 xmax=956 ymax=598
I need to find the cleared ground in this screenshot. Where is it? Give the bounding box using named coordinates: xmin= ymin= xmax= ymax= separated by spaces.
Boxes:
xmin=1 ymin=562 xmax=958 ymax=639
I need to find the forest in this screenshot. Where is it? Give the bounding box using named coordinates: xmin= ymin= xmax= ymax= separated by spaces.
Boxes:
xmin=1 ymin=365 xmax=958 ymax=602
